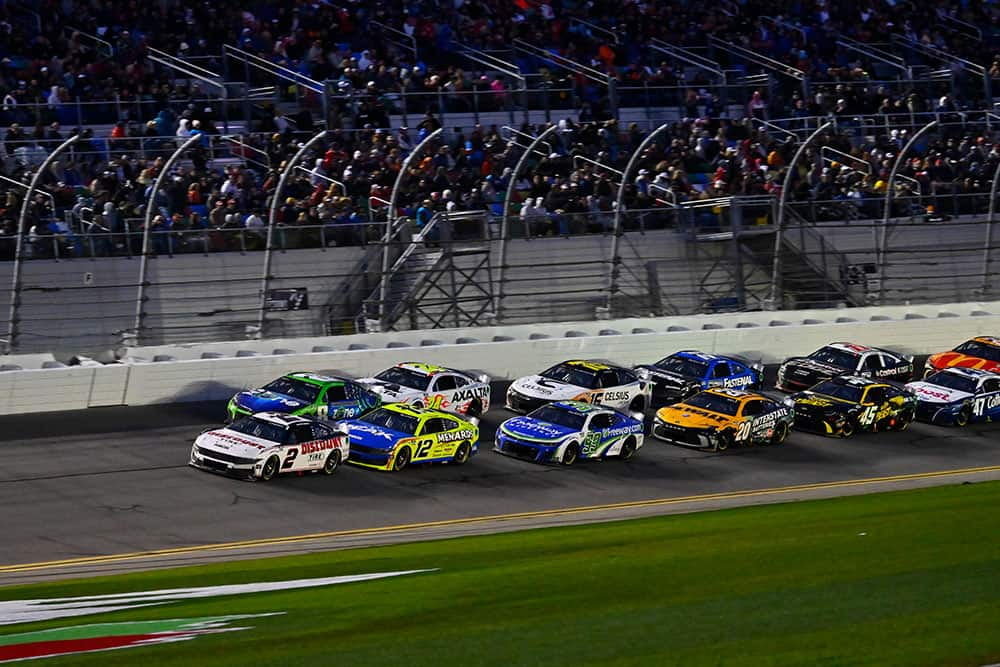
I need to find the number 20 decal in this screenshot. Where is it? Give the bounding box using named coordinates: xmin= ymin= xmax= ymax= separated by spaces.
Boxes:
xmin=736 ymin=420 xmax=753 ymax=442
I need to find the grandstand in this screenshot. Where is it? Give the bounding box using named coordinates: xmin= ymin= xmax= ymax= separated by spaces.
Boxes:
xmin=1 ymin=0 xmax=999 ymax=354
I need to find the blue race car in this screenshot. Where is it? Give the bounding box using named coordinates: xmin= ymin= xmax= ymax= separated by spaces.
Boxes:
xmin=905 ymin=367 xmax=1000 ymax=426
xmin=227 ymin=372 xmax=381 ymax=422
xmin=495 ymin=401 xmax=644 ymax=465
xmin=634 ymin=351 xmax=762 ymax=406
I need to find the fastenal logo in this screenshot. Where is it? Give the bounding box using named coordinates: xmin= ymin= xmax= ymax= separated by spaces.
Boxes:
xmin=0 ymin=570 xmax=434 ymax=663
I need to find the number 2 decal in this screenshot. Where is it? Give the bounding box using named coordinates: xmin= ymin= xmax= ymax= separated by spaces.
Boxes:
xmin=282 ymin=448 xmax=299 ymax=469
xmin=736 ymin=420 xmax=753 ymax=442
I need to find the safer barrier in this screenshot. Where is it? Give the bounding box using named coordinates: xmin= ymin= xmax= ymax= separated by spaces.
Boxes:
xmin=0 ymin=301 xmax=998 ymax=415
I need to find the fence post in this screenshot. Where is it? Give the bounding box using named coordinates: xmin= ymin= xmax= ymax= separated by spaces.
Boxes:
xmin=257 ymin=129 xmax=329 ymax=338
xmin=5 ymin=134 xmax=80 ymax=353
xmin=982 ymin=160 xmax=1000 ymax=296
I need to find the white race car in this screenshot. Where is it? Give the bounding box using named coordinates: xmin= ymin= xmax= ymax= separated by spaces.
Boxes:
xmin=190 ymin=412 xmax=348 ymax=481
xmin=357 ymin=362 xmax=491 ymax=419
xmin=505 ymin=360 xmax=651 ymax=414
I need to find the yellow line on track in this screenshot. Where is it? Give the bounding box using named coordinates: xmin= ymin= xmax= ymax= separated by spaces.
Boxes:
xmin=3 ymin=464 xmax=999 ymax=574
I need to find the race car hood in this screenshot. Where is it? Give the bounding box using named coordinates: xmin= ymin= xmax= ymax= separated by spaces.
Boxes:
xmin=509 ymin=376 xmax=584 ymax=401
xmin=340 ymin=420 xmax=409 ymax=452
xmin=905 ymin=381 xmax=972 ymax=405
xmin=500 ymin=416 xmax=576 ymax=442
xmin=655 ymin=404 xmax=732 ymax=429
xmin=232 ymin=389 xmax=309 ymax=414
xmin=196 ymin=428 xmax=275 ymax=458
xmin=635 ymin=365 xmax=697 ymax=388
xmin=782 ymin=357 xmax=848 ymax=377
xmin=355 ymin=378 xmax=423 ymax=403
xmin=927 ymin=351 xmax=1000 ymax=373
xmin=790 ymin=391 xmax=852 ymax=410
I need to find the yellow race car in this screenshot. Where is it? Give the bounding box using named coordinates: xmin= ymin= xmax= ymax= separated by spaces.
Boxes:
xmin=652 ymin=388 xmax=793 ymax=451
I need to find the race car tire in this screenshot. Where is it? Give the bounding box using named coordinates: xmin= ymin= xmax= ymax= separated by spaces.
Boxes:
xmin=629 ymin=396 xmax=646 ymax=413
xmin=260 ymin=455 xmax=280 ymax=481
xmin=770 ymin=422 xmax=789 ymax=445
xmin=466 ymin=400 xmax=483 ymax=419
xmin=322 ymin=450 xmax=342 ymax=475
xmin=453 ymin=441 xmax=472 ymax=465
xmin=714 ymin=431 xmax=733 ymax=452
xmin=955 ymin=404 xmax=972 ymax=427
xmin=923 ymin=368 xmax=935 ymax=379
xmin=392 ymin=446 xmax=412 ymax=472
xmin=619 ymin=437 xmax=637 ymax=461
xmin=840 ymin=421 xmax=856 ymax=438
xmin=562 ymin=442 xmax=580 ymax=466
xmin=892 ymin=410 xmax=914 ymax=432
xmin=411 ymin=400 xmax=424 ymax=409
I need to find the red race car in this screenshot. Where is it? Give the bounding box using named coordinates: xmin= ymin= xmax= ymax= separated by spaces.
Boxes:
xmin=924 ymin=336 xmax=1000 ymax=377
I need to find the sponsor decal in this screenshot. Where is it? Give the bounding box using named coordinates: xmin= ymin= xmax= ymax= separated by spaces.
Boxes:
xmin=346 ymin=423 xmax=397 ymax=441
xmin=913 ymin=386 xmax=955 ymax=402
xmin=593 ymin=390 xmax=630 ymax=404
xmin=436 ymin=429 xmax=475 ymax=444
xmin=973 ymin=394 xmax=1000 ymax=417
xmin=719 ymin=376 xmax=753 ymax=388
xmin=300 ymin=438 xmax=342 ymax=455
xmin=604 ymin=425 xmax=642 ymax=437
xmin=210 ymin=433 xmax=268 ymax=449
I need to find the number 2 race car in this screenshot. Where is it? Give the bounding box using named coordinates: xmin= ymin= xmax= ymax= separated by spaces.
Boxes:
xmin=775 ymin=342 xmax=912 ymax=392
xmin=785 ymin=376 xmax=917 ymax=437
xmin=651 ymin=388 xmax=793 ymax=451
xmin=357 ymin=362 xmax=491 ymax=418
xmin=924 ymin=336 xmax=1000 ymax=377
xmin=634 ymin=350 xmax=762 ymax=405
xmin=495 ymin=401 xmax=644 ymax=465
xmin=190 ymin=413 xmax=348 ymax=481
xmin=227 ymin=372 xmax=380 ymax=422
xmin=906 ymin=367 xmax=1000 ymax=426
xmin=506 ymin=360 xmax=651 ymax=414
xmin=341 ymin=404 xmax=479 ymax=471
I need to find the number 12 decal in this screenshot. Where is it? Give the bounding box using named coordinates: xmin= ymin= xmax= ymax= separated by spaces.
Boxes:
xmin=415 ymin=439 xmax=434 ymax=458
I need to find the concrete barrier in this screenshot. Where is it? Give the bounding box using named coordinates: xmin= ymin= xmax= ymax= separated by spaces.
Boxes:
xmin=0 ymin=301 xmax=998 ymax=415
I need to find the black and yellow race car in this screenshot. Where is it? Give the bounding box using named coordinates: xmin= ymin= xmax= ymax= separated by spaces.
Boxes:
xmin=785 ymin=375 xmax=917 ymax=438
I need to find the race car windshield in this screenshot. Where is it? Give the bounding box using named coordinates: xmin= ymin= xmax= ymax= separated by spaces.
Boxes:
xmin=262 ymin=377 xmax=321 ymax=403
xmin=653 ymin=356 xmax=709 ymax=377
xmin=528 ymin=405 xmax=587 ymax=430
xmin=359 ymin=408 xmax=419 ymax=434
xmin=540 ymin=363 xmax=600 ymax=389
xmin=684 ymin=393 xmax=740 ymax=416
xmin=374 ymin=367 xmax=431 ymax=391
xmin=954 ymin=341 xmax=1000 ymax=362
xmin=807 ymin=347 xmax=859 ymax=369
xmin=927 ymin=372 xmax=978 ymax=394
xmin=228 ymin=416 xmax=288 ymax=444
xmin=811 ymin=381 xmax=865 ymax=403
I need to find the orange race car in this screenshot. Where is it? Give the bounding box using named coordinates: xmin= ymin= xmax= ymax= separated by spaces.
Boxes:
xmin=924 ymin=337 xmax=1000 ymax=377
xmin=651 ymin=388 xmax=794 ymax=452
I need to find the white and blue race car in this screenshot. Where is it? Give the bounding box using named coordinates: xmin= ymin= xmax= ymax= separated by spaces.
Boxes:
xmin=905 ymin=367 xmax=1000 ymax=426
xmin=495 ymin=401 xmax=644 ymax=465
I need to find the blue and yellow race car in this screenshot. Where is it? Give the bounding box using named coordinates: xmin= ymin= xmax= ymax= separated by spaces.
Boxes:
xmin=341 ymin=404 xmax=479 ymax=471
xmin=634 ymin=350 xmax=762 ymax=405
xmin=495 ymin=401 xmax=644 ymax=465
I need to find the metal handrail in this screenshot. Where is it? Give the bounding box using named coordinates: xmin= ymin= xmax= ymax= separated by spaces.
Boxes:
xmin=512 ymin=39 xmax=613 ymax=87
xmin=223 ymin=45 xmax=326 ymax=94
xmin=890 ymin=35 xmax=985 ymax=75
xmin=501 ymin=126 xmax=553 ymax=159
xmin=761 ymin=16 xmax=807 ymax=44
xmin=369 ymin=20 xmax=417 ymax=59
xmin=649 ymin=39 xmax=726 ymax=83
xmin=0 ymin=175 xmax=57 ymax=219
xmin=569 ymin=17 xmax=619 ymax=46
xmin=820 ymin=146 xmax=872 ymax=175
xmin=220 ymin=136 xmax=270 ymax=169
xmin=148 ymin=47 xmax=222 ymax=81
xmin=295 ymin=165 xmax=345 ymax=194
xmin=454 ymin=42 xmax=525 ymax=85
xmin=708 ymin=36 xmax=806 ymax=81
xmin=573 ymin=155 xmax=623 ymax=179
xmin=63 ymin=26 xmax=113 ymax=59
xmin=751 ymin=117 xmax=800 ymax=141
xmin=147 ymin=52 xmax=227 ymax=95
xmin=941 ymin=13 xmax=983 ymax=41
xmin=836 ymin=37 xmax=912 ymax=78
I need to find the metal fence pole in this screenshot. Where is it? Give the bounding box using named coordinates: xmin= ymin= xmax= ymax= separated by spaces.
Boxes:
xmin=5 ymin=134 xmax=80 ymax=354
xmin=606 ymin=122 xmax=671 ymax=314
xmin=982 ymin=160 xmax=1000 ymax=296
xmin=498 ymin=124 xmax=558 ymax=323
xmin=768 ymin=121 xmax=832 ymax=308
xmin=256 ymin=129 xmax=329 ymax=337
xmin=132 ymin=133 xmax=202 ymax=345
xmin=879 ymin=120 xmax=938 ymax=303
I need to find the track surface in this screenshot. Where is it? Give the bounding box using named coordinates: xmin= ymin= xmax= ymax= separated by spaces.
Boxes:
xmin=2 ymin=372 xmax=1000 ymax=575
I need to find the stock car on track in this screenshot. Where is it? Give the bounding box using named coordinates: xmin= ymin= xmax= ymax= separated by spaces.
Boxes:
xmin=190 ymin=412 xmax=348 ymax=481
xmin=924 ymin=336 xmax=1000 ymax=377
xmin=785 ymin=376 xmax=917 ymax=437
xmin=775 ymin=342 xmax=913 ymax=392
xmin=357 ymin=362 xmax=491 ymax=418
xmin=634 ymin=350 xmax=762 ymax=405
xmin=227 ymin=372 xmax=381 ymax=422
xmin=505 ymin=360 xmax=651 ymax=414
xmin=495 ymin=401 xmax=644 ymax=465
xmin=341 ymin=404 xmax=479 ymax=471
xmin=651 ymin=388 xmax=793 ymax=451
xmin=905 ymin=367 xmax=1000 ymax=426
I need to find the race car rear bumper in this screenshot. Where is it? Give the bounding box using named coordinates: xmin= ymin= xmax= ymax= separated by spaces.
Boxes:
xmin=189 ymin=449 xmax=257 ymax=480
xmin=505 ymin=391 xmax=549 ymax=414
xmin=494 ymin=433 xmax=559 ymax=463
xmin=650 ymin=422 xmax=718 ymax=449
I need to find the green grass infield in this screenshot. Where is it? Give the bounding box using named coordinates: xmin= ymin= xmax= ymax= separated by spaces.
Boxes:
xmin=3 ymin=481 xmax=1000 ymax=666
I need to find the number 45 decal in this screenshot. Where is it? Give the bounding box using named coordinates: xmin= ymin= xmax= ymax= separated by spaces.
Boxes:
xmin=859 ymin=406 xmax=877 ymax=426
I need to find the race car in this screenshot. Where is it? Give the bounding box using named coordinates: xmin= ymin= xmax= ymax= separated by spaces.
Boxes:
xmin=495 ymin=401 xmax=644 ymax=465
xmin=784 ymin=375 xmax=917 ymax=437
xmin=924 ymin=336 xmax=1000 ymax=377
xmin=905 ymin=367 xmax=1000 ymax=426
xmin=651 ymin=388 xmax=793 ymax=451
xmin=227 ymin=372 xmax=380 ymax=422
xmin=634 ymin=350 xmax=762 ymax=405
xmin=357 ymin=362 xmax=491 ymax=418
xmin=775 ymin=342 xmax=913 ymax=392
xmin=505 ymin=360 xmax=651 ymax=414
xmin=341 ymin=403 xmax=479 ymax=471
xmin=190 ymin=412 xmax=348 ymax=481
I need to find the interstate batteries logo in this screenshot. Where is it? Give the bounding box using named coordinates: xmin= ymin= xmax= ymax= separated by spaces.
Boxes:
xmin=0 ymin=570 xmax=433 ymax=663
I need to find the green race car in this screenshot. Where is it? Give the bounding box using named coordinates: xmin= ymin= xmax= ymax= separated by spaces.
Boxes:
xmin=227 ymin=372 xmax=381 ymax=422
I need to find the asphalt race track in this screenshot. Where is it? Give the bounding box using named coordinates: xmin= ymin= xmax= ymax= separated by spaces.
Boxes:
xmin=1 ymin=377 xmax=999 ymax=580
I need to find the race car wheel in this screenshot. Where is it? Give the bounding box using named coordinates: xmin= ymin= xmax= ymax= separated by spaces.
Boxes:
xmin=770 ymin=422 xmax=788 ymax=445
xmin=466 ymin=400 xmax=483 ymax=419
xmin=619 ymin=437 xmax=637 ymax=461
xmin=411 ymin=400 xmax=424 ymax=409
xmin=322 ymin=450 xmax=342 ymax=475
xmin=893 ymin=410 xmax=914 ymax=432
xmin=955 ymin=404 xmax=972 ymax=427
xmin=453 ymin=441 xmax=472 ymax=465
xmin=629 ymin=396 xmax=646 ymax=413
xmin=714 ymin=431 xmax=733 ymax=452
xmin=562 ymin=442 xmax=580 ymax=466
xmin=260 ymin=455 xmax=280 ymax=481
xmin=840 ymin=421 xmax=856 ymax=439
xmin=392 ymin=446 xmax=412 ymax=472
